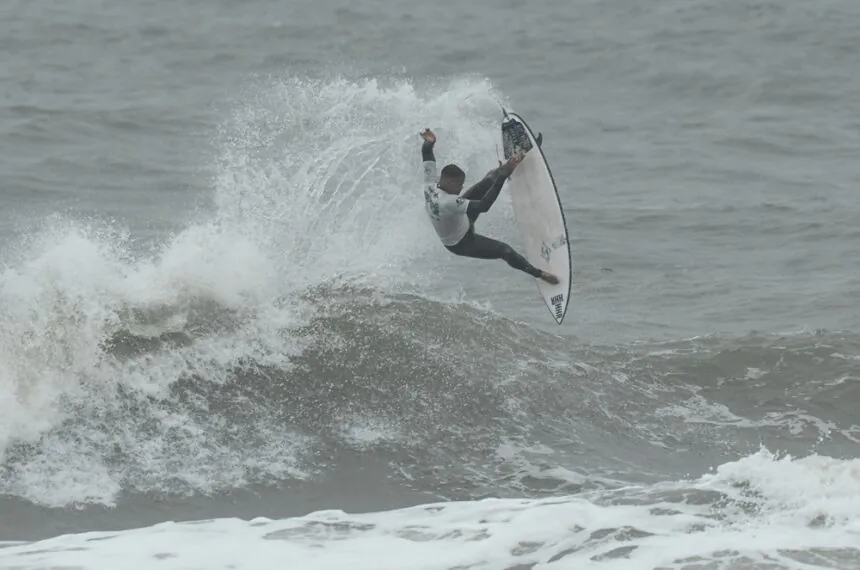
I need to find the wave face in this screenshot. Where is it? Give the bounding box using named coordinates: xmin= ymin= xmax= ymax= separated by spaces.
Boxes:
xmin=0 ymin=75 xmax=522 ymax=508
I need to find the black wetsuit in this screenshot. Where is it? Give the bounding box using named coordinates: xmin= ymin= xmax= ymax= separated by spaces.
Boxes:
xmin=422 ymin=140 xmax=543 ymax=279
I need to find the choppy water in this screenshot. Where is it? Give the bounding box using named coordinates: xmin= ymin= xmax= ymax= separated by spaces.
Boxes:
xmin=2 ymin=0 xmax=860 ymax=568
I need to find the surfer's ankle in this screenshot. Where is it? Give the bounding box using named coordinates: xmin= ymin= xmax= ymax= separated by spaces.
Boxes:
xmin=539 ymin=271 xmax=559 ymax=285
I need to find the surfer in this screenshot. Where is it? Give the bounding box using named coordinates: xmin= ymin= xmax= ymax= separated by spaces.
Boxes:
xmin=419 ymin=128 xmax=559 ymax=285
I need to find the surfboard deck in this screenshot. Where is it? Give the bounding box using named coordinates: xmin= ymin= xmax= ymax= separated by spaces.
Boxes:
xmin=501 ymin=110 xmax=572 ymax=325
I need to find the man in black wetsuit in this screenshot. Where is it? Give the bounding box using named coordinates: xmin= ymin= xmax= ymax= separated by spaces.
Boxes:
xmin=419 ymin=128 xmax=559 ymax=285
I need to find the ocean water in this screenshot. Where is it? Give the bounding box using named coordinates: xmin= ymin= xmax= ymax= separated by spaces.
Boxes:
xmin=2 ymin=0 xmax=860 ymax=568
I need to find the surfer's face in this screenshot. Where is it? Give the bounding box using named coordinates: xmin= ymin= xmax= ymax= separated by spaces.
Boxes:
xmin=439 ymin=174 xmax=464 ymax=194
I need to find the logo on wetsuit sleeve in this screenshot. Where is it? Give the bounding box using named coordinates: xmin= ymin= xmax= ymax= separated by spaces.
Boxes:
xmin=424 ymin=188 xmax=440 ymax=218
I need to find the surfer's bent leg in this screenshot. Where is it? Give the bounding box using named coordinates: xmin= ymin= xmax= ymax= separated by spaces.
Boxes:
xmin=461 ymin=176 xmax=493 ymax=201
xmin=462 ymin=171 xmax=507 ymax=223
xmin=447 ymin=232 xmax=542 ymax=278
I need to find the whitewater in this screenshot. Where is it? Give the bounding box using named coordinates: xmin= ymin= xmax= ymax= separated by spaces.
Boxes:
xmin=3 ymin=451 xmax=860 ymax=568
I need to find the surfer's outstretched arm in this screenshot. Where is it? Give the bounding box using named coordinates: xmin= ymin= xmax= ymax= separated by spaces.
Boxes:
xmin=420 ymin=129 xmax=436 ymax=182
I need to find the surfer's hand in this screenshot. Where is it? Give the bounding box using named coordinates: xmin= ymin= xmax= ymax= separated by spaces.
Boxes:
xmin=420 ymin=128 xmax=436 ymax=144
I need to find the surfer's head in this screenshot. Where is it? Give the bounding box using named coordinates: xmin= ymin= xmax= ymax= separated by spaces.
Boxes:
xmin=438 ymin=164 xmax=465 ymax=194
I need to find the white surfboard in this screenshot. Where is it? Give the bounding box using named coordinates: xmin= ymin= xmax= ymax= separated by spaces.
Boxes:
xmin=501 ymin=109 xmax=572 ymax=325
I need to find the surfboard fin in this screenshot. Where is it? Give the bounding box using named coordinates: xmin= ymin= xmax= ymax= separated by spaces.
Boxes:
xmin=536 ymin=132 xmax=543 ymax=148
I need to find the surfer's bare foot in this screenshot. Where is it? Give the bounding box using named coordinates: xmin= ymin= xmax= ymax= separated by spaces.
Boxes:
xmin=539 ymin=271 xmax=559 ymax=285
xmin=500 ymin=152 xmax=525 ymax=175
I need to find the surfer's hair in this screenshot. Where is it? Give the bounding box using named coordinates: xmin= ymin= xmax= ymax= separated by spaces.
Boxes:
xmin=440 ymin=164 xmax=465 ymax=180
